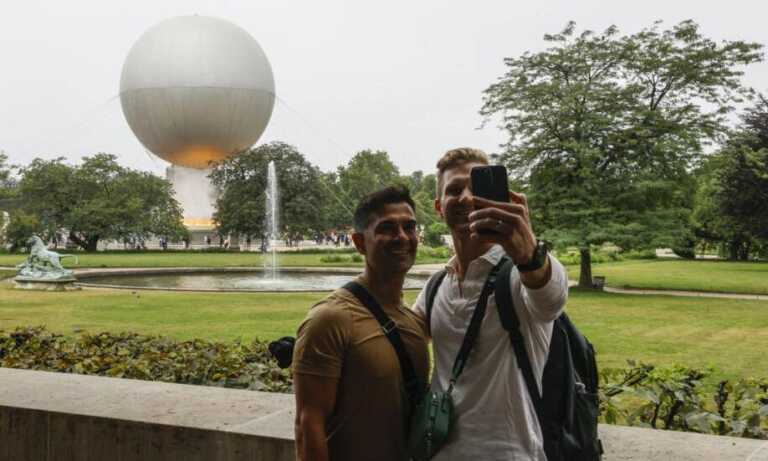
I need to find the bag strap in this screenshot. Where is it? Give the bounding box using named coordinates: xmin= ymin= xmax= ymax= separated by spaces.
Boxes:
xmin=494 ymin=259 xmax=544 ymax=409
xmin=343 ymin=281 xmax=424 ymax=407
xmin=424 ymin=269 xmax=448 ymax=336
xmin=447 ymin=258 xmax=507 ymax=390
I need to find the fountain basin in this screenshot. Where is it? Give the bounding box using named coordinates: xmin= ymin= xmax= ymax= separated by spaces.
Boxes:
xmin=76 ymin=267 xmax=428 ymax=292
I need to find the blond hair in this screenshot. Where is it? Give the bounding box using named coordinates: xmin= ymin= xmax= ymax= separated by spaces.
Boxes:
xmin=435 ymin=147 xmax=489 ymax=197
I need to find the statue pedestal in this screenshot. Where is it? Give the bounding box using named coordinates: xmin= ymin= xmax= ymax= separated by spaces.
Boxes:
xmin=13 ymin=277 xmax=81 ymax=291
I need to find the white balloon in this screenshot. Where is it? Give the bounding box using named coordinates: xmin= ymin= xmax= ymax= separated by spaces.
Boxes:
xmin=120 ymin=16 xmax=275 ymax=169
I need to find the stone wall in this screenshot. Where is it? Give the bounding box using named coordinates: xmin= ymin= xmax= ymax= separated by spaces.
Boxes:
xmin=1 ymin=368 xmax=766 ymax=460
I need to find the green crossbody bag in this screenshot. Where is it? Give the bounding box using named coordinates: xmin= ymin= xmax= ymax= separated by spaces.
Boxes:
xmin=408 ymin=260 xmax=505 ymax=461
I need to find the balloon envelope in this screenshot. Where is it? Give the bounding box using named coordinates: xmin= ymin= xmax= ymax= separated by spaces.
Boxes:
xmin=120 ymin=16 xmax=275 ymax=169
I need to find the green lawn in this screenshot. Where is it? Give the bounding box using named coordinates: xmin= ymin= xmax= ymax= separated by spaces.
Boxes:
xmin=0 ymin=251 xmax=451 ymax=269
xmin=2 ymin=283 xmax=767 ymax=384
xmin=567 ymin=258 xmax=768 ymax=295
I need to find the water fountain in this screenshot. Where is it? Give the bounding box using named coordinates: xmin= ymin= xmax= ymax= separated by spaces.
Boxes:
xmin=74 ymin=161 xmax=431 ymax=292
xmin=264 ymin=160 xmax=279 ymax=280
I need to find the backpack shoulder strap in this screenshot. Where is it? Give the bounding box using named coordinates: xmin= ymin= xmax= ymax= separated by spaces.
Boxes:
xmin=424 ymin=269 xmax=448 ymax=336
xmin=344 ymin=281 xmax=424 ymax=407
xmin=493 ymin=258 xmax=543 ymax=407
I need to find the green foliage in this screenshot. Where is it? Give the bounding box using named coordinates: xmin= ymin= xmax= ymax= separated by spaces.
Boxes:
xmin=554 ymin=246 xmax=653 ymax=265
xmin=4 ymin=210 xmax=43 ymax=251
xmin=482 ymin=20 xmax=763 ymax=285
xmin=0 ymin=151 xmax=13 ymax=201
xmin=338 ymin=150 xmax=401 ymax=206
xmin=2 ymin=325 xmax=765 ymax=439
xmin=423 ymin=222 xmax=448 ymax=248
xmin=210 ymin=142 xmax=330 ymax=240
xmin=319 ymin=253 xmax=363 ymax=263
xmin=600 ymin=361 xmax=767 ymax=438
xmin=16 ymin=154 xmax=187 ymax=251
xmin=416 ymin=245 xmax=453 ymax=260
xmin=692 ymin=96 xmax=768 ymax=260
xmin=323 ymin=150 xmax=402 ymax=228
xmin=408 ymin=172 xmax=440 ymax=227
xmin=0 ymin=326 xmax=292 ymax=392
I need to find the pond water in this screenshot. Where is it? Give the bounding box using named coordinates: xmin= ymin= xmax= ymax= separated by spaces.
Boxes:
xmin=84 ymin=271 xmax=426 ymax=292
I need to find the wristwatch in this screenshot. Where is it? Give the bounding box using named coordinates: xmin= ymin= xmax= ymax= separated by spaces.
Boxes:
xmin=517 ymin=240 xmax=548 ymax=273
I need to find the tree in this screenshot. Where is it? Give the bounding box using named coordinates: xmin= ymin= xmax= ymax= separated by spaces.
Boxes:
xmin=0 ymin=152 xmax=14 ymax=239
xmin=693 ymin=97 xmax=768 ymax=260
xmin=0 ymin=152 xmax=12 ymax=199
xmin=18 ymin=154 xmax=186 ymax=251
xmin=402 ymin=171 xmax=439 ymax=230
xmin=210 ymin=142 xmax=329 ymax=241
xmin=320 ymin=149 xmax=402 ymax=229
xmin=4 ymin=211 xmax=42 ymax=251
xmin=482 ymin=20 xmax=762 ymax=286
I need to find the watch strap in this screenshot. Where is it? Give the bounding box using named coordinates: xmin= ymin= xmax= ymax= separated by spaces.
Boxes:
xmin=517 ymin=241 xmax=547 ymax=273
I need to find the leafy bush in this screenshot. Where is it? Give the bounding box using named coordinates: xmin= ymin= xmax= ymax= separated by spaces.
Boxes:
xmin=600 ymin=361 xmax=767 ymax=439
xmin=555 ymin=247 xmax=658 ymax=265
xmin=4 ymin=327 xmax=764 ymax=439
xmin=0 ymin=326 xmax=292 ymax=392
xmin=672 ymin=246 xmax=697 ymax=259
xmin=320 ymin=254 xmax=347 ymax=263
xmin=417 ymin=246 xmax=453 ymax=260
xmin=622 ymin=249 xmax=658 ymax=260
xmin=423 ymin=222 xmax=449 ymax=248
xmin=285 ymin=247 xmax=357 ymax=255
xmin=319 ymin=254 xmax=359 ymax=263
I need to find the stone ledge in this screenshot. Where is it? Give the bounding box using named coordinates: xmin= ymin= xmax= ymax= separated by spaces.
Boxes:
xmin=1 ymin=368 xmax=766 ymax=460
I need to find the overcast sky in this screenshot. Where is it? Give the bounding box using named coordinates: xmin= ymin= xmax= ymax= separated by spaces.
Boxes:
xmin=1 ymin=0 xmax=766 ymax=177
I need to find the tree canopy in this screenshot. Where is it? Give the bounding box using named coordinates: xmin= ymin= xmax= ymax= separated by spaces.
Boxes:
xmin=692 ymin=96 xmax=768 ymax=259
xmin=210 ymin=142 xmax=330 ymax=240
xmin=16 ymin=154 xmax=186 ymax=251
xmin=482 ymin=20 xmax=763 ymax=285
xmin=321 ymin=150 xmax=402 ymax=228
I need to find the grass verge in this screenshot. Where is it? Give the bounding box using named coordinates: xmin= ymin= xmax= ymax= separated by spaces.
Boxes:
xmin=2 ymin=283 xmax=767 ymax=386
xmin=0 ymin=250 xmax=448 ymax=269
xmin=567 ymin=258 xmax=768 ymax=295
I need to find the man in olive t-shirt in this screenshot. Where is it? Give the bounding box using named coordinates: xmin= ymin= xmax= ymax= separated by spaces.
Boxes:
xmin=293 ymin=186 xmax=429 ymax=461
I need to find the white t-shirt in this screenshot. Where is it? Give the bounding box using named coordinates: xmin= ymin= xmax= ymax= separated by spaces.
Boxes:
xmin=412 ymin=245 xmax=568 ymax=461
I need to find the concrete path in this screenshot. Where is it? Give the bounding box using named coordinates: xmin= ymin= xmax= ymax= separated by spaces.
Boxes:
xmin=603 ymin=286 xmax=768 ymax=301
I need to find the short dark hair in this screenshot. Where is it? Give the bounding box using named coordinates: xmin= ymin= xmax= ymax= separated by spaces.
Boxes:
xmin=353 ymin=185 xmax=416 ymax=232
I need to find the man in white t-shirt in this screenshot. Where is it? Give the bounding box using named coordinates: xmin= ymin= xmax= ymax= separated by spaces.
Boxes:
xmin=412 ymin=147 xmax=569 ymax=460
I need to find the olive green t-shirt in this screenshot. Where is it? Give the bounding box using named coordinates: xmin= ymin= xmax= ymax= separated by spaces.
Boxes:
xmin=293 ymin=279 xmax=429 ymax=461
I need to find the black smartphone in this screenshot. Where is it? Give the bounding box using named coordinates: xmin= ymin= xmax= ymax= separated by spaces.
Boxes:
xmin=471 ymin=165 xmax=509 ymax=202
xmin=471 ymin=165 xmax=509 ymax=234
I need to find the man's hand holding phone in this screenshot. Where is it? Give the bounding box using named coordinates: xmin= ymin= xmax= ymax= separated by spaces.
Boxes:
xmin=469 ymin=166 xmax=538 ymax=269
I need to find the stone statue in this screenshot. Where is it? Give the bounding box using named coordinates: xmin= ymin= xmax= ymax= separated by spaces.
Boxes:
xmin=15 ymin=235 xmax=77 ymax=281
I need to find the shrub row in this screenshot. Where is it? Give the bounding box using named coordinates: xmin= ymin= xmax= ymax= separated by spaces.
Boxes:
xmin=319 ymin=253 xmax=363 ymax=263
xmin=601 ymin=361 xmax=768 ymax=439
xmin=556 ymin=247 xmax=657 ymax=266
xmin=0 ymin=326 xmax=292 ymax=393
xmin=317 ymin=246 xmax=453 ymax=264
xmin=2 ymin=327 xmax=765 ymax=439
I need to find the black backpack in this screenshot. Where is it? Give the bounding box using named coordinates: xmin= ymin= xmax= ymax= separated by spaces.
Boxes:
xmin=424 ymin=258 xmax=603 ymax=461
